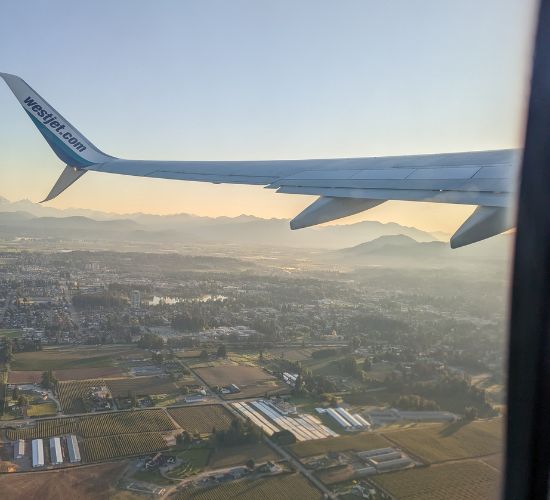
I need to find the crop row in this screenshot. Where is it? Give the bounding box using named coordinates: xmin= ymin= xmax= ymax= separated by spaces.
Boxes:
xmin=371 ymin=460 xmax=499 ymax=499
xmin=7 ymin=409 xmax=176 ymax=440
xmin=57 ymin=379 xmax=106 ymax=414
xmin=168 ymin=405 xmax=234 ymax=434
xmin=80 ymin=432 xmax=168 ymax=462
xmin=178 ymin=473 xmax=322 ymax=500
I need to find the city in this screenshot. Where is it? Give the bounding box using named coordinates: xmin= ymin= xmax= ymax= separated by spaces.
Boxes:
xmin=0 ymin=210 xmax=507 ymax=499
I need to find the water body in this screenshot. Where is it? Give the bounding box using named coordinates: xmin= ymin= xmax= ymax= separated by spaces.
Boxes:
xmin=149 ymin=294 xmax=227 ymax=305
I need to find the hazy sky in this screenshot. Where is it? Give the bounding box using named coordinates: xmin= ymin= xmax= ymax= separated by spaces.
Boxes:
xmin=0 ymin=0 xmax=536 ymax=233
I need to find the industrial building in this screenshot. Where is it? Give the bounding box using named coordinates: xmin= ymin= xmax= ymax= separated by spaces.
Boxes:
xmin=322 ymin=406 xmax=370 ymax=431
xmin=231 ymin=399 xmax=337 ymax=441
xmin=49 ymin=437 xmax=63 ymax=465
xmin=326 ymin=408 xmax=352 ymax=429
xmin=31 ymin=439 xmax=44 ymax=468
xmin=13 ymin=439 xmax=25 ymax=459
xmin=67 ymin=434 xmax=81 ymax=463
xmin=366 ymin=408 xmax=457 ymax=426
xmin=356 ymin=446 xmax=413 ymax=472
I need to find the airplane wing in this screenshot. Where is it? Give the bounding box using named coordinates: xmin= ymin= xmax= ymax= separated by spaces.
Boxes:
xmin=0 ymin=72 xmax=518 ymax=248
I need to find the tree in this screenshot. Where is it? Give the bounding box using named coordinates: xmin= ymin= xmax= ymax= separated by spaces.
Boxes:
xmin=12 ymin=386 xmax=19 ymax=401
xmin=272 ymin=429 xmax=296 ymax=445
xmin=18 ymin=395 xmax=28 ymax=407
xmin=363 ymin=359 xmax=372 ymax=371
xmin=216 ymin=344 xmax=227 ymax=358
xmin=176 ymin=430 xmax=193 ymax=447
xmin=464 ymin=406 xmax=478 ymax=420
xmin=137 ymin=333 xmax=164 ymax=350
xmin=41 ymin=369 xmax=57 ymax=390
xmin=151 ymin=351 xmax=164 ymax=364
xmin=5 ymin=342 xmax=13 ymax=364
xmin=130 ymin=391 xmax=137 ymax=407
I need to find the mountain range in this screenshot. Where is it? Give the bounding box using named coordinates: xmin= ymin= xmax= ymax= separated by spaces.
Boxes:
xmin=329 ymin=233 xmax=513 ymax=265
xmin=0 ymin=196 xmax=446 ymax=250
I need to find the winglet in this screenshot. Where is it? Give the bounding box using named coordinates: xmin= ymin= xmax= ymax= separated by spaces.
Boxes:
xmin=290 ymin=197 xmax=385 ymax=229
xmin=451 ymin=206 xmax=514 ymax=248
xmin=41 ymin=166 xmax=87 ymax=203
xmin=0 ymin=72 xmax=113 ymax=168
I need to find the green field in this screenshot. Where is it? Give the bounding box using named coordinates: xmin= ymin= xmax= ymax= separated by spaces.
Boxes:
xmin=26 ymin=402 xmax=57 ymax=417
xmin=108 ymin=376 xmax=181 ymax=398
xmin=10 ymin=346 xmax=141 ymax=371
xmin=289 ymin=431 xmax=392 ymax=457
xmin=383 ymin=419 xmax=503 ymax=464
xmin=300 ymin=354 xmax=351 ymax=376
xmin=132 ymin=468 xmax=174 ymax=485
xmin=177 ymin=472 xmax=322 ymax=500
xmin=0 ymin=329 xmax=22 ymax=339
xmin=370 ymin=460 xmax=500 ymax=500
xmin=209 ymin=442 xmax=278 ymax=468
xmin=166 ymin=447 xmax=212 ymax=479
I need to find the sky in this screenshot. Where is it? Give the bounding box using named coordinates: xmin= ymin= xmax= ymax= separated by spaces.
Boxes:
xmin=0 ymin=0 xmax=536 ymax=233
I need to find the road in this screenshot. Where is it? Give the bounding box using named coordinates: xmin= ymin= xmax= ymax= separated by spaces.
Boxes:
xmin=263 ymin=436 xmax=336 ymax=500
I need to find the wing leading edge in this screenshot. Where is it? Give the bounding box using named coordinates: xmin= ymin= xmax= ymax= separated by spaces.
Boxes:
xmin=0 ymin=72 xmax=519 ymax=247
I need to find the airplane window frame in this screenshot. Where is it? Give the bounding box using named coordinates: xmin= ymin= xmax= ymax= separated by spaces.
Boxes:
xmin=505 ymin=0 xmax=550 ymax=498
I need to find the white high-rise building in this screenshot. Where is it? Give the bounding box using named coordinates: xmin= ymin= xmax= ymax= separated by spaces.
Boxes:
xmin=131 ymin=290 xmax=141 ymax=309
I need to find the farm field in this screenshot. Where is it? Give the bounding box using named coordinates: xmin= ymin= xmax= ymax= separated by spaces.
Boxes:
xmin=289 ymin=431 xmax=392 ymax=457
xmin=26 ymin=402 xmax=57 ymax=417
xmin=178 ymin=472 xmax=322 ymax=500
xmin=8 ymin=367 xmax=126 ymax=384
xmin=482 ymin=453 xmax=503 ymax=471
xmin=55 ymin=367 xmax=126 ymax=380
xmin=300 ymin=354 xmax=350 ymax=376
xmin=382 ymin=419 xmax=503 ymax=464
xmin=222 ymin=380 xmax=288 ymax=400
xmin=166 ymin=447 xmax=212 ymax=478
xmin=209 ymin=442 xmax=278 ymax=468
xmin=81 ymin=432 xmax=168 ymax=462
xmin=315 ymin=464 xmax=354 ymax=485
xmin=178 ymin=350 xmax=202 ymax=358
xmin=194 ymin=364 xmax=274 ymax=387
xmin=0 ymin=461 xmax=129 ymax=500
xmin=0 ymin=329 xmax=22 ymax=339
xmin=6 ymin=409 xmax=176 ymax=440
xmin=264 ymin=347 xmax=319 ymax=362
xmin=194 ymin=363 xmax=287 ymax=399
xmin=10 ymin=345 xmax=143 ymax=371
xmin=57 ymin=378 xmax=107 ymax=414
xmin=370 ymin=460 xmax=500 ymax=499
xmin=107 ymin=376 xmax=181 ymax=398
xmin=168 ymin=405 xmax=233 ymax=434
